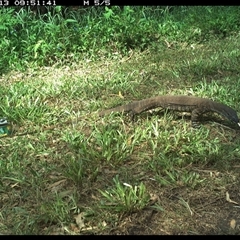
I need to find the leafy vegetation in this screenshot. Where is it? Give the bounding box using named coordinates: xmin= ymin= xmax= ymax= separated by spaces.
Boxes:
xmin=0 ymin=6 xmax=240 ymax=235
xmin=0 ymin=6 xmax=240 ymax=74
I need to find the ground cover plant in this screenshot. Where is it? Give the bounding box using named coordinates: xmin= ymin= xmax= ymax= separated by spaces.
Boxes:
xmin=0 ymin=6 xmax=240 ymax=235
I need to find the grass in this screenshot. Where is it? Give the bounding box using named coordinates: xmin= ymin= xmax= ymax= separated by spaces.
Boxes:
xmin=0 ymin=6 xmax=240 ymax=235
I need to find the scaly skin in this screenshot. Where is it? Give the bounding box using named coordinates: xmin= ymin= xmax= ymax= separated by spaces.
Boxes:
xmin=99 ymin=95 xmax=240 ymax=127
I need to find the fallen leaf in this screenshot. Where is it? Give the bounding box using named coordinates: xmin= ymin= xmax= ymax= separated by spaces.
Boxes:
xmin=230 ymin=219 xmax=236 ymax=229
xmin=226 ymin=192 xmax=239 ymax=205
xmin=69 ymin=223 xmax=79 ymax=233
xmin=118 ymin=91 xmax=124 ymax=99
xmin=74 ymin=212 xmax=85 ymax=229
xmin=150 ymin=193 xmax=159 ymax=204
xmin=48 ymin=179 xmax=66 ymax=189
xmin=58 ymin=190 xmax=74 ymax=198
xmin=102 ymin=221 xmax=107 ymax=227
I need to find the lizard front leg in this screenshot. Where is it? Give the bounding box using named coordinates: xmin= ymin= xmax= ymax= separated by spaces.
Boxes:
xmin=129 ymin=110 xmax=137 ymax=122
xmin=191 ymin=108 xmax=206 ymax=128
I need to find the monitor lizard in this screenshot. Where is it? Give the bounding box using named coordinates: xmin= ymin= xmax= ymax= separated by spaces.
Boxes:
xmin=98 ymin=95 xmax=240 ymax=128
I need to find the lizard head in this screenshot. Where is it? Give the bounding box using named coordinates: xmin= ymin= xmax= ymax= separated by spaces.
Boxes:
xmin=221 ymin=106 xmax=239 ymax=125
